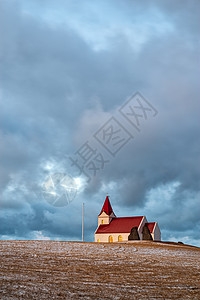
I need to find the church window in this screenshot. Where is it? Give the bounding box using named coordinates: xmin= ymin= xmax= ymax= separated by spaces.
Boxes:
xmin=109 ymin=235 xmax=113 ymax=243
xmin=118 ymin=235 xmax=123 ymax=242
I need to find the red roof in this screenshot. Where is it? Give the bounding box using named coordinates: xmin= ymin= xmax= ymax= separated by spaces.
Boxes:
xmin=146 ymin=222 xmax=156 ymax=233
xmin=99 ymin=196 xmax=114 ymax=216
xmin=96 ymin=216 xmax=144 ymax=234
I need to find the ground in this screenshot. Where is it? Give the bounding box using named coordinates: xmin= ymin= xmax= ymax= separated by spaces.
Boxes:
xmin=0 ymin=240 xmax=199 ymax=299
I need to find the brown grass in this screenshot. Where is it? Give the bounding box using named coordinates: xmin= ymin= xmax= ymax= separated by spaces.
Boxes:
xmin=0 ymin=240 xmax=199 ymax=299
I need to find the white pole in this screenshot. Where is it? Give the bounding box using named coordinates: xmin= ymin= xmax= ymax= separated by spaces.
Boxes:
xmin=82 ymin=202 xmax=84 ymax=242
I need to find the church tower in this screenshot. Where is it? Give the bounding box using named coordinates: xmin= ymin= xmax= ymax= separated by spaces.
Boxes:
xmin=98 ymin=195 xmax=116 ymax=226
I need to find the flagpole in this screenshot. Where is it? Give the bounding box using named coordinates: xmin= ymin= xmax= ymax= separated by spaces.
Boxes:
xmin=82 ymin=202 xmax=84 ymax=242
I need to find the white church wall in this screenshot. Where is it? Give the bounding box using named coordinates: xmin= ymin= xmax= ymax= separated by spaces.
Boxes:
xmin=138 ymin=216 xmax=148 ymax=240
xmin=98 ymin=212 xmax=110 ymax=226
xmin=152 ymin=223 xmax=161 ymax=241
xmin=95 ymin=233 xmax=130 ymax=243
xmin=98 ymin=212 xmax=116 ymax=226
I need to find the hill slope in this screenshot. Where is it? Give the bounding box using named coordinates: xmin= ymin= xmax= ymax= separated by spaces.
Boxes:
xmin=0 ymin=240 xmax=199 ymax=299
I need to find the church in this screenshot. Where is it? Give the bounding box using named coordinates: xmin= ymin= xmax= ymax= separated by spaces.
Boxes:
xmin=95 ymin=196 xmax=161 ymax=243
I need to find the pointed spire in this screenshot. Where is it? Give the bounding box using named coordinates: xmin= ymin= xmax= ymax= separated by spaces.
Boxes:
xmin=99 ymin=195 xmax=114 ymax=216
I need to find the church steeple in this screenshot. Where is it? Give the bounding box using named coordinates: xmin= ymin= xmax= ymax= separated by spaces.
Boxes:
xmin=98 ymin=195 xmax=116 ymax=226
xmin=99 ymin=195 xmax=114 ymax=216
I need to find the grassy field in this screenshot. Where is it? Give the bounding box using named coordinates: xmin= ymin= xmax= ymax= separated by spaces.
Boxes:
xmin=0 ymin=240 xmax=199 ymax=299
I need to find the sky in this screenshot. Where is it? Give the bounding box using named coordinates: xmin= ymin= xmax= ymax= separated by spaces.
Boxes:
xmin=0 ymin=0 xmax=200 ymax=246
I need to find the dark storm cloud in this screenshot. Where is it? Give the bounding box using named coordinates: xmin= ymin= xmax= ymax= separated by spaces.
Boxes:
xmin=0 ymin=0 xmax=199 ymax=245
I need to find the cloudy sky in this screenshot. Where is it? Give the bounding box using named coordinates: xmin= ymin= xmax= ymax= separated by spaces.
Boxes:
xmin=0 ymin=0 xmax=200 ymax=246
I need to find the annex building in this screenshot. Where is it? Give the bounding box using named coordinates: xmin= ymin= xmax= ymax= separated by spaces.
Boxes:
xmin=95 ymin=196 xmax=161 ymax=243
